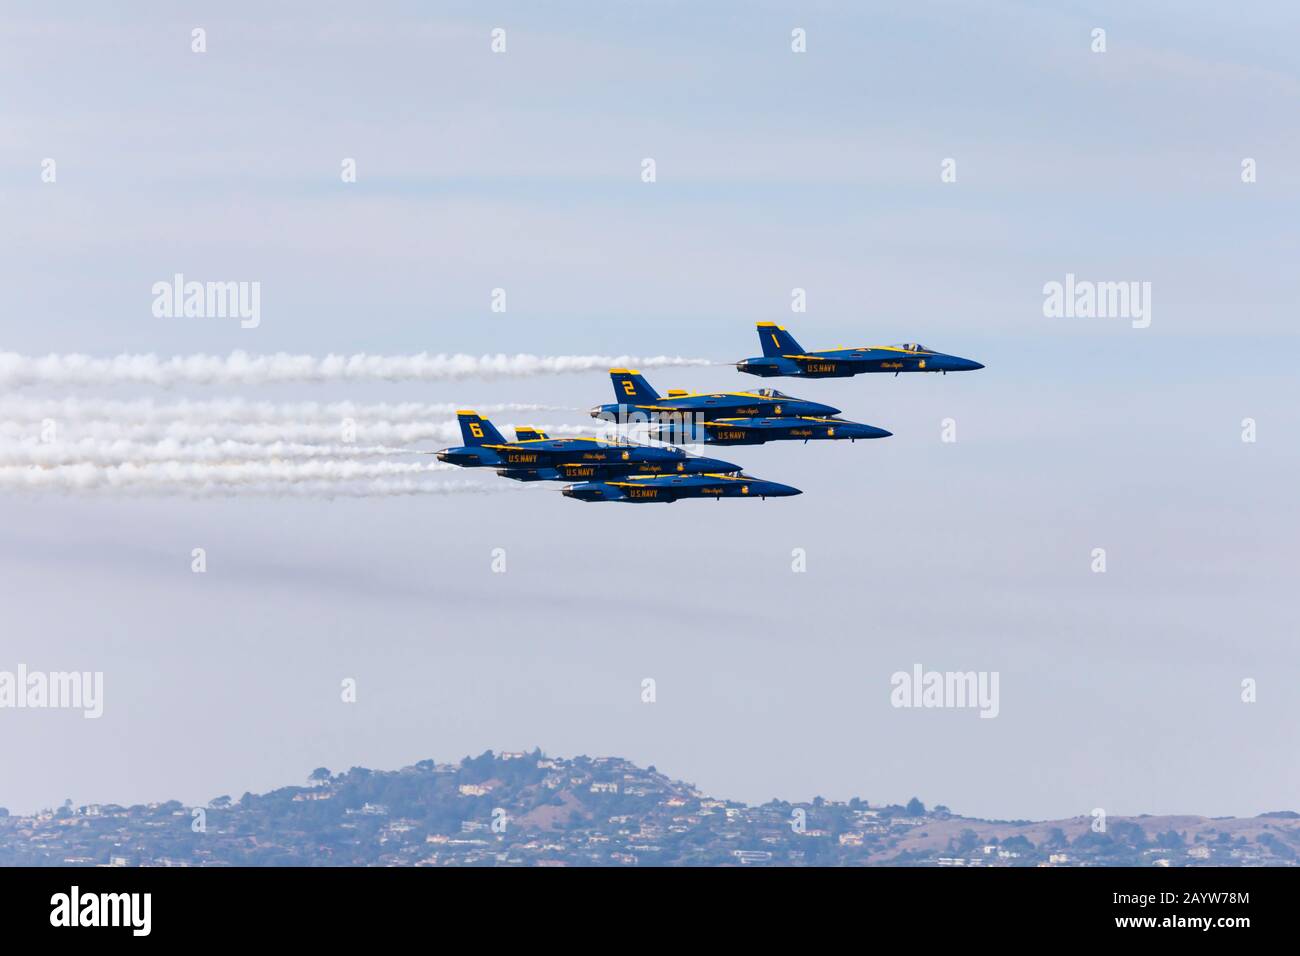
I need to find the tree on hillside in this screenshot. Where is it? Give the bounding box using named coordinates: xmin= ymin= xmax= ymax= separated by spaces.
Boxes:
xmin=1072 ymin=831 xmax=1115 ymax=851
xmin=949 ymin=829 xmax=980 ymax=854
xmin=1110 ymin=820 xmax=1147 ymax=848
xmin=1156 ymin=829 xmax=1185 ymax=848
xmin=461 ymin=751 xmax=498 ymax=780
xmin=1042 ymin=827 xmax=1068 ymax=849
xmin=1260 ymin=833 xmax=1297 ymax=859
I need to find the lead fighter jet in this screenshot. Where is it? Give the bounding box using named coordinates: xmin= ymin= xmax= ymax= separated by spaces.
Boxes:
xmin=737 ymin=322 xmax=984 ymax=378
xmin=436 ymin=411 xmax=741 ymax=482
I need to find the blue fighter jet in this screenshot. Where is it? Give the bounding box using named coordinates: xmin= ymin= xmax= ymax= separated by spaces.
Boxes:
xmin=436 ymin=411 xmax=742 ymax=482
xmin=590 ymin=369 xmax=840 ymax=423
xmin=562 ymin=472 xmax=801 ymax=503
xmin=590 ymin=369 xmax=889 ymax=444
xmin=737 ymin=322 xmax=984 ymax=378
xmin=653 ymin=415 xmax=890 ymax=446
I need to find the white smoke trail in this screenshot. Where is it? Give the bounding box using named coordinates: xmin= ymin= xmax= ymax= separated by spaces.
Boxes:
xmin=0 ymin=419 xmax=600 ymax=445
xmin=0 ymin=461 xmax=492 ymax=497
xmin=0 ymin=397 xmax=572 ymax=424
xmin=0 ymin=459 xmax=446 ymax=486
xmin=0 ymin=437 xmax=422 ymax=466
xmin=0 ymin=351 xmax=713 ymax=388
xmin=214 ymin=479 xmax=505 ymax=499
xmin=3 ymin=473 xmax=502 ymax=499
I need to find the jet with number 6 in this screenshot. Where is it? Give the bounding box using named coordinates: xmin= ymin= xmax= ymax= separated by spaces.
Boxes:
xmin=435 ymin=411 xmax=742 ymax=482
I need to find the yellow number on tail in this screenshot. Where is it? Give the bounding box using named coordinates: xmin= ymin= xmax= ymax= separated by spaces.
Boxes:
xmin=470 ymin=423 xmax=484 ymax=438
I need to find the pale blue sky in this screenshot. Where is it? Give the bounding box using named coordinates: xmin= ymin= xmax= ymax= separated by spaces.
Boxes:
xmin=1 ymin=2 xmax=1297 ymax=820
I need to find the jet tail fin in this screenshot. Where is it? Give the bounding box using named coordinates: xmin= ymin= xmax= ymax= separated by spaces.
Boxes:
xmin=457 ymin=410 xmax=507 ymax=446
xmin=757 ymin=322 xmax=804 ymax=357
xmin=610 ymin=368 xmax=660 ymax=403
xmin=513 ymin=426 xmax=548 ymax=441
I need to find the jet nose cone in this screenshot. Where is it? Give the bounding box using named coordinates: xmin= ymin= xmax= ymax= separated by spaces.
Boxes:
xmin=856 ymin=425 xmax=892 ymax=439
xmin=952 ymin=356 xmax=984 ymax=371
xmin=813 ymin=403 xmax=841 ymax=416
xmin=764 ymin=482 xmax=802 ymax=497
xmin=562 ymin=483 xmax=603 ymax=501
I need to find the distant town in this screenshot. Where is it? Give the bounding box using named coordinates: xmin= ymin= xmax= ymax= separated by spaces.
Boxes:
xmin=2 ymin=751 xmax=1296 ymax=866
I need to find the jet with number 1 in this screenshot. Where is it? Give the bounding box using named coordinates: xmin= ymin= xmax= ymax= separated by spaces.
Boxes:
xmin=737 ymin=322 xmax=985 ymax=378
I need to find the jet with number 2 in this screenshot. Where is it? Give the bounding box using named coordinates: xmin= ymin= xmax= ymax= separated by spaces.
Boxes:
xmin=591 ymin=369 xmax=839 ymax=421
xmin=591 ymin=369 xmax=890 ymax=445
xmin=737 ymin=322 xmax=985 ymax=378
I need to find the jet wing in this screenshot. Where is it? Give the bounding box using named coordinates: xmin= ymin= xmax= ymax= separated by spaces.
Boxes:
xmin=704 ymin=417 xmax=819 ymax=433
xmin=603 ymin=476 xmax=708 ymax=488
xmin=701 ymin=417 xmax=861 ymax=442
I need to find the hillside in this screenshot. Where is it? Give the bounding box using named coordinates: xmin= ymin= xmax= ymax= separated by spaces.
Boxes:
xmin=2 ymin=751 xmax=1296 ymax=866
